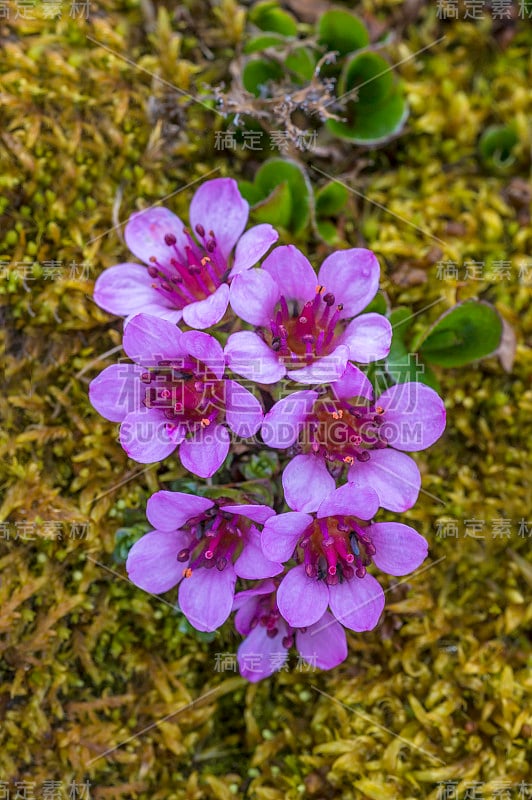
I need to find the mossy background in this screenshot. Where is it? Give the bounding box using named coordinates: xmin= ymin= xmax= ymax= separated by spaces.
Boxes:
xmin=1 ymin=1 xmax=531 ymax=798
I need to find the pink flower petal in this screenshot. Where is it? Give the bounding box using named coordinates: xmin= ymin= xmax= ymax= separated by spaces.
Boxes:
xmin=329 ymin=574 xmax=384 ymax=632
xmin=120 ymin=408 xmax=181 ymax=463
xmin=189 ymin=178 xmax=248 ymax=259
xmin=296 ymin=611 xmax=348 ymax=670
xmin=224 ymin=379 xmax=263 ymax=437
xmin=146 ymin=490 xmax=214 ymax=531
xmin=123 ymin=313 xmax=185 ymax=366
xmin=179 ymin=423 xmax=230 ymax=478
xmin=317 ymin=248 xmax=380 ymax=319
xmin=230 ymin=223 xmax=279 ymax=276
xmin=234 ymin=596 xmax=262 ymax=636
xmin=332 ymin=362 xmax=374 ymax=401
xmin=233 ymin=580 xmax=277 ymax=614
xmin=282 ymin=454 xmax=336 ymax=513
xmin=287 ymin=344 xmax=350 ymax=384
xmin=229 ymin=269 xmax=280 ymax=326
xmin=181 ymin=283 xmax=229 ymax=330
xmin=220 ymin=504 xmax=275 ymax=525
xmin=124 ymin=305 xmax=183 ymax=327
xmin=234 ymin=527 xmax=283 ymax=580
xmin=263 ymin=245 xmax=317 ymax=303
xmin=348 ymin=449 xmax=421 ymax=512
xmin=277 ymin=564 xmax=329 ymax=628
xmin=89 ymin=363 xmax=143 ymax=422
xmin=225 ymin=331 xmax=285 ymax=384
xmin=261 ymin=512 xmax=311 ymax=562
xmin=94 ymin=263 xmax=168 ymax=316
xmin=178 ymin=563 xmax=236 ymax=631
xmin=237 ymin=622 xmax=289 ymax=682
xmin=377 ymin=382 xmax=446 ymax=451
xmin=180 ymin=330 xmax=225 ymax=379
xmin=316 ymin=483 xmax=380 ymax=521
xmin=340 ymin=313 xmax=392 ymax=363
xmin=125 ymin=207 xmax=187 ymax=267
xmin=261 ymin=390 xmax=318 ymax=448
xmin=126 ymin=530 xmax=189 ymax=594
xmin=369 ymin=522 xmax=428 ymax=576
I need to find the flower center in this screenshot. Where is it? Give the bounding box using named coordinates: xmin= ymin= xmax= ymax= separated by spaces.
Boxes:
xmin=300 ymin=517 xmax=376 ymax=584
xmin=177 ymin=507 xmax=251 ymax=576
xmin=266 ymin=285 xmax=344 ymax=367
xmin=141 ymin=358 xmax=225 ymax=434
xmin=303 ymin=398 xmax=387 ymax=465
xmin=249 ymin=593 xmax=286 ymax=640
xmin=147 ymin=225 xmax=227 ymax=307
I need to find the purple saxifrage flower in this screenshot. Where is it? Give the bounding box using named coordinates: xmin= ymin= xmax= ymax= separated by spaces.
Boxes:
xmin=89 ymin=313 xmax=263 ymax=476
xmin=94 ymin=178 xmax=278 ymax=328
xmin=261 ymin=483 xmax=428 ymax=632
xmin=126 ymin=491 xmax=283 ymax=632
xmin=225 ymin=245 xmax=392 ymax=384
xmin=261 ymin=364 xmax=446 ymax=513
xmin=233 ymin=580 xmax=347 ymax=682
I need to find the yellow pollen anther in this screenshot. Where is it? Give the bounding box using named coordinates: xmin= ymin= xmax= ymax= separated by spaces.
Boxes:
xmin=182 ymin=567 xmax=193 ymax=578
xmin=332 ymin=410 xmax=344 ymax=420
xmin=376 ymin=406 xmax=384 ymax=414
xmin=343 ymin=456 xmax=354 ymax=465
xmin=201 ymin=418 xmax=211 ymax=427
xmin=316 ymin=285 xmax=325 ymax=294
xmin=200 ymin=256 xmax=211 ymax=265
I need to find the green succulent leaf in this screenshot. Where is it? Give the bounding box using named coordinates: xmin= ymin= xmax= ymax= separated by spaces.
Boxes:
xmin=317 ymin=9 xmax=369 ymax=56
xmin=249 ymin=1 xmax=298 ymax=36
xmin=243 ymin=33 xmax=287 ymax=54
xmin=316 ymin=219 xmax=340 ymax=245
xmin=381 ymin=307 xmax=438 ymax=388
xmin=286 ymin=47 xmax=316 ymax=81
xmin=418 ymin=301 xmax=504 ymax=367
xmin=327 ymin=52 xmax=408 ymax=145
xmin=341 ymin=52 xmax=395 ymax=105
xmin=478 ymin=124 xmax=519 ymax=172
xmin=242 ymin=58 xmax=284 ymax=96
xmin=315 ymin=181 xmax=349 ymax=216
xmin=362 ymin=292 xmax=388 ymax=316
xmin=237 ymin=179 xmax=263 ymax=205
xmin=251 ymin=158 xmax=312 ymax=234
xmin=252 ymin=180 xmax=293 ymax=229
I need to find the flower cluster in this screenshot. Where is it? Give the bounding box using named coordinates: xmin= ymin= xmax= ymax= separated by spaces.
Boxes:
xmin=90 ymin=177 xmax=446 ymax=682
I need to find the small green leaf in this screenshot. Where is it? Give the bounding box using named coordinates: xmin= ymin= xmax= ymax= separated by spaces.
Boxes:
xmin=341 ymin=52 xmax=394 ymax=105
xmin=418 ymin=301 xmax=504 ymax=367
xmin=479 ymin=125 xmax=519 ymax=172
xmin=327 ymin=52 xmax=408 ymax=145
xmin=362 ymin=292 xmax=388 ymax=316
xmin=316 ymin=219 xmax=340 ymax=245
xmin=253 ymin=181 xmax=293 ymax=229
xmin=317 ymin=9 xmax=369 ymax=56
xmin=242 ymin=58 xmax=284 ymax=96
xmin=254 ymin=158 xmax=312 ymax=234
xmin=384 ymin=306 xmax=438 ymax=388
xmin=249 ymin=1 xmax=298 ymax=36
xmin=237 ymin=179 xmax=263 ymax=205
xmin=389 ymin=306 xmax=413 ymax=332
xmin=243 ymin=33 xmax=287 ymax=54
xmin=328 ymin=90 xmax=408 ymax=145
xmin=285 ymin=47 xmax=315 ymax=82
xmin=315 ymin=181 xmax=349 ymax=216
